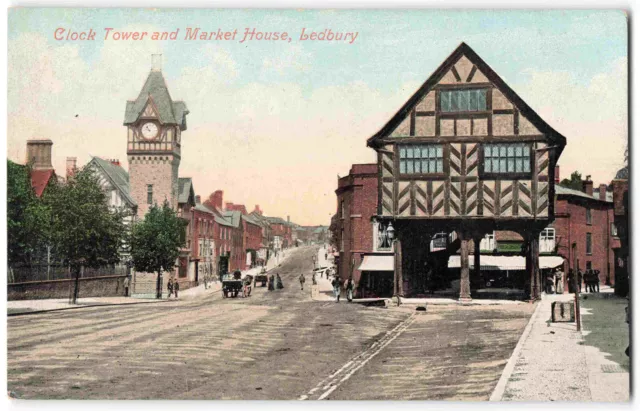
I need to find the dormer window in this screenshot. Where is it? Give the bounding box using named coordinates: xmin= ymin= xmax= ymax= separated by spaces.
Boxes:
xmin=440 ymin=89 xmax=487 ymax=112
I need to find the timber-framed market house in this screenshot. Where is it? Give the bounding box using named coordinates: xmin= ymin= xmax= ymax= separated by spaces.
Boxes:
xmin=366 ymin=43 xmax=566 ymax=301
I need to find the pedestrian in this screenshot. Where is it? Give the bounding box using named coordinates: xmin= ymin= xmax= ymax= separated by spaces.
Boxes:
xmin=545 ymin=272 xmax=555 ymax=294
xmin=173 ymin=279 xmax=180 ymax=298
xmin=346 ymin=277 xmax=354 ymax=302
xmin=567 ymin=269 xmax=575 ymax=293
xmin=299 ymin=273 xmax=306 ymax=290
xmin=312 ymin=272 xmax=317 ymax=285
xmin=276 ymin=274 xmax=284 ymax=290
xmin=123 ymin=276 xmax=130 ymax=297
xmin=268 ymin=274 xmax=275 ymax=291
xmin=167 ymin=277 xmax=174 ymax=299
xmin=555 ymin=268 xmax=564 ymax=294
xmin=577 ymin=269 xmax=584 ymax=293
xmin=587 ymin=269 xmax=596 ymax=293
xmin=594 ymin=270 xmax=601 ymax=293
xmin=331 ymin=277 xmax=341 ymax=302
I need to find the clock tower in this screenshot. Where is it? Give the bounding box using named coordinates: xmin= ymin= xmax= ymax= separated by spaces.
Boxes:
xmin=124 ymin=55 xmax=189 ymax=216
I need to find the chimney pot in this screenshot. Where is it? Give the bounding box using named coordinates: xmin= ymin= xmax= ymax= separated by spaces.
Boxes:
xmin=195 ymin=195 xmax=201 ymax=204
xmin=26 ymin=139 xmax=53 ymax=170
xmin=66 ymin=157 xmax=77 ymax=179
xmin=583 ymin=177 xmax=594 ymax=196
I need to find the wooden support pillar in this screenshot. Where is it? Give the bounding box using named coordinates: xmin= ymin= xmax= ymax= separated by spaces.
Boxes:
xmin=526 ymin=233 xmax=541 ymax=301
xmin=458 ymin=231 xmax=472 ymax=301
xmin=473 ymin=237 xmax=481 ymax=291
xmin=393 ymin=238 xmax=403 ymax=305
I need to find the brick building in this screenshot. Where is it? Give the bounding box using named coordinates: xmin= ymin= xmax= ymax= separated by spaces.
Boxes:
xmin=333 ymin=164 xmax=389 ymax=297
xmin=192 ymin=195 xmax=217 ymax=283
xmin=267 ymin=216 xmax=293 ymax=250
xmin=611 ymin=166 xmax=629 ymax=296
xmin=552 ymin=178 xmax=616 ymax=290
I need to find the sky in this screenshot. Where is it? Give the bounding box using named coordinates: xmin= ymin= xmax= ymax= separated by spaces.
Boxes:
xmin=7 ymin=9 xmax=628 ymax=226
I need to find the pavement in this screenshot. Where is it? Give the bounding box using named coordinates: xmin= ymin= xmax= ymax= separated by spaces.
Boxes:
xmin=7 ymin=250 xmax=293 ymax=316
xmin=491 ymin=290 xmax=630 ymax=402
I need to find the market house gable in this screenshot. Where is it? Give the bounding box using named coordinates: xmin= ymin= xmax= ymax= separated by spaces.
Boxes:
xmin=368 ymin=42 xmax=566 ymax=221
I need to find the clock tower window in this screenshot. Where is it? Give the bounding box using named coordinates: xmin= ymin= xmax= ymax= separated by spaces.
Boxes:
xmin=147 ymin=184 xmax=153 ymax=205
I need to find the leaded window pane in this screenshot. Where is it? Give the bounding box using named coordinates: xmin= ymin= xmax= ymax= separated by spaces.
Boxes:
xmin=428 ymin=146 xmax=436 ymax=157
xmin=400 ymin=161 xmax=406 ymax=174
xmin=436 ymin=146 xmax=443 ymax=157
xmin=478 ymin=90 xmax=487 ymax=110
xmin=485 ymin=158 xmax=492 ymax=173
xmin=450 ymin=91 xmax=459 ymax=111
xmin=515 ymin=146 xmax=522 ymax=157
xmin=470 ymin=90 xmax=478 ymax=111
xmin=400 ymin=147 xmax=406 ymax=158
xmin=459 ymin=90 xmax=470 ymax=111
xmin=516 ymin=158 xmax=523 ymax=172
xmin=492 ymin=146 xmax=499 ymax=157
xmin=421 ymin=160 xmax=429 ymax=173
xmin=437 ymin=159 xmax=443 ymax=173
xmin=500 ymin=158 xmax=507 ymax=172
xmin=407 ymin=161 xmax=414 ymax=174
xmin=485 ymin=146 xmax=492 ymax=157
xmin=414 ymin=160 xmax=421 ymax=173
xmin=507 ymin=146 xmax=515 ymax=157
xmin=441 ymin=91 xmax=451 ymax=112
xmin=500 ymin=146 xmax=507 ymax=157
xmin=492 ymin=158 xmax=499 ymax=171
xmin=523 ymin=159 xmax=530 ymax=172
xmin=507 ymin=158 xmax=515 ymax=172
xmin=407 ymin=148 xmax=414 ymax=159
xmin=422 ymin=147 xmax=429 ymax=158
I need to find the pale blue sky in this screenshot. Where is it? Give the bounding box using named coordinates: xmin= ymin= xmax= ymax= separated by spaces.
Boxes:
xmin=7 ymin=9 xmax=628 ymax=225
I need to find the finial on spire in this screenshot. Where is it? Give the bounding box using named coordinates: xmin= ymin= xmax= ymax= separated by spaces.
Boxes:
xmin=151 ymin=54 xmax=162 ymax=71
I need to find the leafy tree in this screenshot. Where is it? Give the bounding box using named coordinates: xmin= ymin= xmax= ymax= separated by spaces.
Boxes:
xmin=47 ymin=168 xmax=125 ymax=304
xmin=130 ymin=201 xmax=186 ymax=299
xmin=559 ymin=171 xmax=583 ymax=191
xmin=7 ymin=160 xmax=51 ymax=269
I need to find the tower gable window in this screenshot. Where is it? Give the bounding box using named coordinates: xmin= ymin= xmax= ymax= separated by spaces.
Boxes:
xmin=440 ymin=89 xmax=487 ymax=112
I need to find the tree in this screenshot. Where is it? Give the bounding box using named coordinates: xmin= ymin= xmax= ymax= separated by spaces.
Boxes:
xmin=47 ymin=168 xmax=125 ymax=304
xmin=130 ymin=202 xmax=186 ymax=299
xmin=7 ymin=160 xmax=51 ymax=270
xmin=559 ymin=171 xmax=583 ymax=191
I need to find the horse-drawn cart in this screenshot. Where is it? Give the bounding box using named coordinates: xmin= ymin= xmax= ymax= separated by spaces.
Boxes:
xmin=254 ymin=267 xmax=268 ymax=287
xmin=222 ymin=271 xmax=243 ymax=298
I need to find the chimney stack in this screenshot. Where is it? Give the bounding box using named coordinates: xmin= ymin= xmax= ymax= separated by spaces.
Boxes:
xmin=26 ymin=139 xmax=53 ymax=170
xmin=195 ymin=195 xmax=201 ymax=204
xmin=599 ymin=184 xmax=607 ymax=201
xmin=110 ymin=159 xmax=120 ymax=167
xmin=212 ymin=190 xmax=223 ymax=210
xmin=254 ymin=205 xmax=262 ymax=215
xmin=287 ymin=215 xmax=290 ymax=223
xmin=582 ymin=175 xmax=593 ymax=196
xmin=66 ymin=157 xmax=77 ymax=180
xmin=554 ymin=165 xmax=560 ymax=184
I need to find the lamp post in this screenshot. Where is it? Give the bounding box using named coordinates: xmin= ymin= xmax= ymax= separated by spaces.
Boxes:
xmin=386 ymin=222 xmax=401 ymax=306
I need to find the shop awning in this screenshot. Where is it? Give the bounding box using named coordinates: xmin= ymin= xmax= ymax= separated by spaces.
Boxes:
xmin=448 ymin=255 xmax=564 ymax=270
xmin=358 ymin=255 xmax=394 ymax=271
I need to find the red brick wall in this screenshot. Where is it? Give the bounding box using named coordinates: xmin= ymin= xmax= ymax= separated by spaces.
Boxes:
xmin=336 ymin=164 xmax=378 ymax=288
xmin=552 ymin=197 xmax=615 ymax=287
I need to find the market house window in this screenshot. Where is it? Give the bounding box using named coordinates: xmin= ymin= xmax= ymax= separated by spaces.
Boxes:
xmin=586 ymin=232 xmax=592 ymax=255
xmin=440 ymin=89 xmax=487 ymax=112
xmin=586 ymin=208 xmax=592 ymax=225
xmin=482 ymin=143 xmax=531 ymax=176
xmin=399 ymin=145 xmax=443 ymax=175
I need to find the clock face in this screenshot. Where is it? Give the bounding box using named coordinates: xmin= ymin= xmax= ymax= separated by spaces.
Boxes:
xmin=141 ymin=122 xmax=159 ymax=140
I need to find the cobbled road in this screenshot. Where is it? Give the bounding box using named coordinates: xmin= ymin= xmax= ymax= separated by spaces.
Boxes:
xmin=7 ymin=246 xmax=534 ymax=400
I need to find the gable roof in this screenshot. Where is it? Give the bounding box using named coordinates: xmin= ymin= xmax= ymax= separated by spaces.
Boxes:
xmin=242 ymin=213 xmax=262 ymax=227
xmin=88 ymin=157 xmax=137 ymax=207
xmin=366 ymin=42 xmax=567 ymax=156
xmin=178 ymin=177 xmax=195 ymax=206
xmin=123 ymin=70 xmax=189 ymax=129
xmin=30 ymin=169 xmax=55 ymax=198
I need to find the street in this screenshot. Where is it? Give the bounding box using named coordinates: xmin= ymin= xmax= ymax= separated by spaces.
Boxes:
xmin=8 ymin=246 xmax=534 ymax=400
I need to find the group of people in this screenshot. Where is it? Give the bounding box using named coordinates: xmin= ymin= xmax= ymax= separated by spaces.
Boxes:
xmin=268 ymin=273 xmax=284 ymax=291
xmin=331 ymin=276 xmax=354 ymax=302
xmin=566 ymin=268 xmax=601 ymax=293
xmin=166 ymin=277 xmax=180 ymax=298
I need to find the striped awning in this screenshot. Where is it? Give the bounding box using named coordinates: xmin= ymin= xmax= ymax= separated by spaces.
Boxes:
xmin=448 ymin=255 xmax=564 ymax=270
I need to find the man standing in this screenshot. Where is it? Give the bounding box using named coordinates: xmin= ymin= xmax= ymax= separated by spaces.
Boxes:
xmin=299 ymin=273 xmax=306 ymax=290
xmin=346 ymin=277 xmax=354 ymax=302
xmin=594 ymin=270 xmax=601 ymax=293
xmin=123 ymin=276 xmax=131 ymax=297
xmin=331 ymin=277 xmax=341 ymax=302
xmin=173 ymin=279 xmax=180 ymax=299
xmin=167 ymin=277 xmax=174 ymax=299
